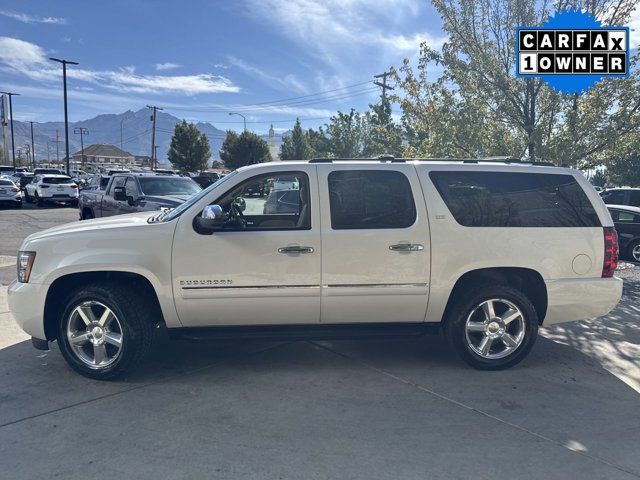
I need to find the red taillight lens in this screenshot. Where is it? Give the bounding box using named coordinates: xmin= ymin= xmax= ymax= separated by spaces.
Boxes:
xmin=11 ymin=187 xmax=20 ymax=192
xmin=602 ymin=227 xmax=618 ymax=278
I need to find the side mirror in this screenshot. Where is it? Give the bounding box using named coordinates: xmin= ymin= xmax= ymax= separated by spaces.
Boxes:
xmin=113 ymin=186 xmax=127 ymax=201
xmin=195 ymin=204 xmax=225 ymax=231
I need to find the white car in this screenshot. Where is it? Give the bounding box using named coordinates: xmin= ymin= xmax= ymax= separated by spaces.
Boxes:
xmin=24 ymin=174 xmax=79 ymax=206
xmin=9 ymin=158 xmax=622 ymax=379
xmin=0 ymin=178 xmax=22 ymax=208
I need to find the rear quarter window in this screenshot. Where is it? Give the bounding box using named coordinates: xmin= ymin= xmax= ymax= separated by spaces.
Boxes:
xmin=429 ymin=171 xmax=601 ymax=227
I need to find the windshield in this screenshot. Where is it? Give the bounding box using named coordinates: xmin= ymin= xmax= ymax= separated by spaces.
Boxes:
xmin=138 ymin=177 xmax=201 ymax=196
xmin=43 ymin=177 xmax=73 ymax=184
xmin=161 ymin=170 xmax=238 ymax=222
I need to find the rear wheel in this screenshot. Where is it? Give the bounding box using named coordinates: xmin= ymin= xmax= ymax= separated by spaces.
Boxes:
xmin=628 ymin=239 xmax=640 ymax=263
xmin=444 ymin=285 xmax=538 ymax=370
xmin=35 ymin=192 xmax=43 ymax=207
xmin=82 ymin=208 xmax=94 ymax=220
xmin=25 ymin=190 xmax=32 ymax=203
xmin=57 ymin=283 xmax=158 ymax=380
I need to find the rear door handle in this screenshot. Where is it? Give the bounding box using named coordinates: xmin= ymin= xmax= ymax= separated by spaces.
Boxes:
xmin=389 ymin=243 xmax=424 ymax=252
xmin=278 ymin=246 xmax=314 ymax=254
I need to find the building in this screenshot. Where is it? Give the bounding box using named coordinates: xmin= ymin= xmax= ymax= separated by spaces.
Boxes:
xmin=71 ymin=144 xmax=137 ymax=169
xmin=267 ymin=124 xmax=279 ymax=161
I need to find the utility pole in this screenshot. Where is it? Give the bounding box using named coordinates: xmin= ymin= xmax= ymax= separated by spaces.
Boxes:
xmin=49 ymin=57 xmax=79 ymax=175
xmin=23 ymin=144 xmax=31 ymax=167
xmin=29 ymin=121 xmax=36 ymax=169
xmin=55 ymin=129 xmax=61 ymax=163
xmin=0 ymin=91 xmax=20 ymax=168
xmin=47 ymin=142 xmax=51 ymax=162
xmin=373 ymin=70 xmax=395 ymax=102
xmin=74 ymin=126 xmax=88 ymax=168
xmin=154 ymin=146 xmax=159 ymax=170
xmin=147 ymin=105 xmax=163 ymax=171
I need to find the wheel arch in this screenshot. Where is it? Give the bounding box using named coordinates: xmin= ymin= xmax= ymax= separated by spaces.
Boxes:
xmin=43 ymin=271 xmax=165 ymax=341
xmin=441 ymin=267 xmax=548 ymax=325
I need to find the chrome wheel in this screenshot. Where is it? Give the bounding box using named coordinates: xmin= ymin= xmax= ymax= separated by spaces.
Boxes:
xmin=464 ymin=298 xmax=525 ymax=360
xmin=632 ymin=244 xmax=640 ymax=262
xmin=66 ymin=301 xmax=123 ymax=369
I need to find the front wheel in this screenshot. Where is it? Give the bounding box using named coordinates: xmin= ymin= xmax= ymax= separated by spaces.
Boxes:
xmin=57 ymin=283 xmax=158 ymax=380
xmin=444 ymin=285 xmax=539 ymax=370
xmin=627 ymin=239 xmax=640 ymax=263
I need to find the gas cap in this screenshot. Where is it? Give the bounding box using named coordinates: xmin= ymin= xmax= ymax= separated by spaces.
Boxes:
xmin=572 ymin=254 xmax=593 ymax=275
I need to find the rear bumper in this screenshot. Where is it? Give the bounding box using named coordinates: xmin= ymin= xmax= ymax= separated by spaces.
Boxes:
xmin=543 ymin=276 xmax=623 ymax=325
xmin=7 ymin=280 xmax=48 ymax=340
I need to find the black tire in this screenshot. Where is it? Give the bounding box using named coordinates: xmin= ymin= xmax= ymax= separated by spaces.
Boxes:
xmin=25 ymin=191 xmax=32 ymax=203
xmin=57 ymin=282 xmax=158 ymax=380
xmin=444 ymin=285 xmax=539 ymax=370
xmin=82 ymin=208 xmax=94 ymax=220
xmin=627 ymin=239 xmax=640 ymax=263
xmin=15 ymin=200 xmax=22 ymax=209
xmin=35 ymin=192 xmax=43 ymax=207
xmin=70 ymin=199 xmax=79 ymax=208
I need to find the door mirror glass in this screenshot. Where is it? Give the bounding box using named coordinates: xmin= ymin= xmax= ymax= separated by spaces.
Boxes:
xmin=113 ymin=186 xmax=127 ymax=201
xmin=195 ymin=204 xmax=226 ymax=232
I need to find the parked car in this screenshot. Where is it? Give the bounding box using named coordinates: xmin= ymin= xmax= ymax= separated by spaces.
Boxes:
xmin=0 ymin=166 xmax=15 ymax=176
xmin=600 ymin=187 xmax=640 ymax=208
xmin=78 ymin=173 xmax=201 ymax=219
xmin=263 ymin=188 xmax=299 ymax=214
xmin=9 ymin=159 xmax=622 ymax=379
xmin=24 ymin=174 xmax=79 ymax=206
xmin=191 ymin=171 xmax=221 ymax=189
xmin=10 ymin=172 xmax=34 ymax=190
xmin=80 ymin=174 xmax=110 ymax=191
xmin=0 ymin=178 xmax=22 ymax=208
xmin=607 ymin=204 xmax=640 ymax=262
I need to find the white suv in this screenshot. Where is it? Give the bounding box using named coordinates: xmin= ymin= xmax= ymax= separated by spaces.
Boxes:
xmin=25 ymin=174 xmax=79 ymax=206
xmin=9 ymin=159 xmax=622 ymax=379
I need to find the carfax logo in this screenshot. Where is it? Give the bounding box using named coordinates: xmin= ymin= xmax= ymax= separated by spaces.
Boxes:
xmin=516 ymin=9 xmax=630 ymax=94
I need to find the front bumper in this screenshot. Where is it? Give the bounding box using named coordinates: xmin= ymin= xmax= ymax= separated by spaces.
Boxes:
xmin=7 ymin=280 xmax=48 ymax=340
xmin=543 ymin=276 xmax=623 ymax=325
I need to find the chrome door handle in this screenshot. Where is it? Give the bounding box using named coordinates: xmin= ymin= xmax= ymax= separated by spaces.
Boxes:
xmin=278 ymin=246 xmax=314 ymax=254
xmin=389 ymin=243 xmax=424 ymax=252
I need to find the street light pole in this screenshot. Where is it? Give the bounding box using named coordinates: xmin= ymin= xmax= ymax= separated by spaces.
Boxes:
xmin=29 ymin=121 xmax=36 ymax=169
xmin=1 ymin=91 xmax=20 ymax=168
xmin=228 ymin=112 xmax=247 ymax=132
xmin=49 ymin=58 xmax=79 ymax=175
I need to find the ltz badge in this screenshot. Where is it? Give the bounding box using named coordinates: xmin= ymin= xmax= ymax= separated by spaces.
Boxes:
xmin=515 ymin=9 xmax=630 ymax=94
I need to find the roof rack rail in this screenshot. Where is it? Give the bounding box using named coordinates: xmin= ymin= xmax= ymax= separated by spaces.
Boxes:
xmin=309 ymin=156 xmax=556 ymax=167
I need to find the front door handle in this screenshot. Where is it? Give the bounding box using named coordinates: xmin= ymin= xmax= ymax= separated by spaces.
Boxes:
xmin=389 ymin=243 xmax=424 ymax=252
xmin=278 ymin=246 xmax=314 ymax=254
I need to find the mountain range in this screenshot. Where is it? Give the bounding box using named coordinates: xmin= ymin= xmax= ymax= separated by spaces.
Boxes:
xmin=2 ymin=108 xmax=285 ymax=166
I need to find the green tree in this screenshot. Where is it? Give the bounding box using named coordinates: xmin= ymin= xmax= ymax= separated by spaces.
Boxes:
xmin=306 ymin=127 xmax=331 ymax=158
xmin=399 ymin=0 xmax=639 ymax=165
xmin=220 ymin=130 xmax=272 ymax=170
xmin=324 ymin=109 xmax=369 ymax=158
xmin=211 ymin=160 xmax=225 ymax=170
xmin=167 ymin=120 xmax=211 ymax=173
xmin=590 ymin=169 xmax=608 ymax=188
xmin=280 ymin=118 xmax=313 ymax=160
xmin=363 ymin=94 xmax=403 ymax=157
xmin=607 ymin=156 xmax=640 ymax=187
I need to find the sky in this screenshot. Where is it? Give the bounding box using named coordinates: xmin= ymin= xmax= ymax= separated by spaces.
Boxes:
xmin=0 ymin=0 xmax=446 ymax=134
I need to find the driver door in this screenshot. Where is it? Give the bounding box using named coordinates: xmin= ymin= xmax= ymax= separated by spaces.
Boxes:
xmin=171 ymin=165 xmax=321 ymax=326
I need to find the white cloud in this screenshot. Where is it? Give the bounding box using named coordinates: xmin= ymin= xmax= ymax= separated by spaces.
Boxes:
xmin=243 ymin=0 xmax=446 ymax=71
xmin=0 ymin=10 xmax=67 ymax=25
xmin=227 ymin=55 xmax=308 ymax=93
xmin=0 ymin=37 xmax=240 ymax=96
xmin=155 ymin=62 xmax=181 ymax=71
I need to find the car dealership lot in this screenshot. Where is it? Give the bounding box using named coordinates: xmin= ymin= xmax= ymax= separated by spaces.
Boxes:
xmin=1 ymin=208 xmax=639 ymax=479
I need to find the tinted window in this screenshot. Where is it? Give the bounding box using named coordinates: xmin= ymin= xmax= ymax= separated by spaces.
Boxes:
xmin=629 ymin=191 xmax=640 ymax=207
xmin=430 ymin=171 xmax=600 ymax=227
xmin=0 ymin=180 xmax=13 ymax=186
xmin=612 ymin=210 xmax=640 ymax=223
xmin=601 ymin=190 xmax=627 ymax=205
xmin=138 ymin=177 xmax=201 ymax=196
xmin=328 ymin=170 xmax=416 ymax=229
xmin=43 ymin=176 xmax=73 ymax=184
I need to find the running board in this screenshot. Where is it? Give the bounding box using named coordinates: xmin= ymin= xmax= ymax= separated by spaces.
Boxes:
xmin=168 ymin=322 xmax=441 ymax=342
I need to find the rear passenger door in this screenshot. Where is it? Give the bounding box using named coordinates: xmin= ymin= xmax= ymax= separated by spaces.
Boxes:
xmin=318 ymin=164 xmax=431 ymax=324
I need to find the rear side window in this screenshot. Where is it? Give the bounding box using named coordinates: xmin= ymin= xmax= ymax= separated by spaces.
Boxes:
xmin=601 ymin=190 xmax=627 ymax=205
xmin=328 ymin=170 xmax=416 ymax=229
xmin=429 ymin=171 xmax=600 ymax=227
xmin=629 ymin=191 xmax=640 ymax=207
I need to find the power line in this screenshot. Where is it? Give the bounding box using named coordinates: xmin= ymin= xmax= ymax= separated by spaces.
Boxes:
xmin=147 ymin=105 xmax=162 ymax=171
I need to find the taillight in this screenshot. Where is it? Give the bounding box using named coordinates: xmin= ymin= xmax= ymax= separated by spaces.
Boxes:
xmin=602 ymin=227 xmax=618 ymax=278
xmin=11 ymin=187 xmax=19 ymax=192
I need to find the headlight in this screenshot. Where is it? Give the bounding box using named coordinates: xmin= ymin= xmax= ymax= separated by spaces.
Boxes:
xmin=17 ymin=251 xmax=36 ymax=283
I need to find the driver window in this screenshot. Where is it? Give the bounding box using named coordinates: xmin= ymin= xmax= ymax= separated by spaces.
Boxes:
xmin=214 ymin=172 xmax=310 ymax=230
xmin=124 ymin=177 xmax=138 ymax=197
xmin=108 ymin=176 xmax=126 ymax=195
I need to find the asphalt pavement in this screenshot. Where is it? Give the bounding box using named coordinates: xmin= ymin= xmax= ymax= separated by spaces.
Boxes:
xmin=0 ymin=205 xmax=639 ymax=479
